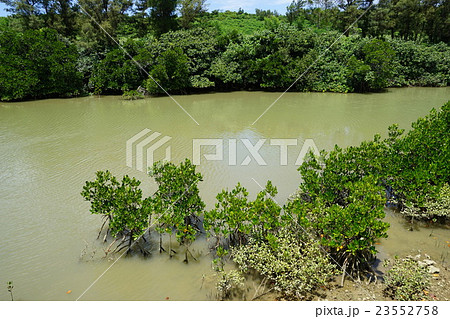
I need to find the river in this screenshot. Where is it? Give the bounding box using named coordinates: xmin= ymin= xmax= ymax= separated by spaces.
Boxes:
xmin=0 ymin=87 xmax=449 ymax=300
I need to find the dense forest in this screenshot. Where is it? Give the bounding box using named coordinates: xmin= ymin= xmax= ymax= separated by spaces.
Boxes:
xmin=0 ymin=0 xmax=449 ymax=101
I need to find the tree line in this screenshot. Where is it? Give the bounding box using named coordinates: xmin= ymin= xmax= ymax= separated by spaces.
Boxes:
xmin=2 ymin=1 xmax=448 ymax=42
xmin=0 ymin=0 xmax=449 ymax=101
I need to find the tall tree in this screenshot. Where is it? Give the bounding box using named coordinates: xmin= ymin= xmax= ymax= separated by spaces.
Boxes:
xmin=149 ymin=0 xmax=177 ymax=37
xmin=0 ymin=0 xmax=77 ymax=36
xmin=132 ymin=0 xmax=151 ymax=36
xmin=286 ymin=0 xmax=307 ymax=24
xmin=422 ymin=0 xmax=450 ymax=43
xmin=179 ymin=0 xmax=207 ymax=29
xmin=391 ymin=0 xmax=425 ymax=40
xmin=77 ymin=0 xmax=132 ymax=48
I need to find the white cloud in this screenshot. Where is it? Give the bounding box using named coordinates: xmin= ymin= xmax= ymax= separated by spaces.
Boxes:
xmin=208 ymin=0 xmax=257 ymax=12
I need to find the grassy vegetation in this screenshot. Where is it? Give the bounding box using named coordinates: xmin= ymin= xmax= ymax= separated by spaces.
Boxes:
xmin=197 ymin=11 xmax=266 ymax=35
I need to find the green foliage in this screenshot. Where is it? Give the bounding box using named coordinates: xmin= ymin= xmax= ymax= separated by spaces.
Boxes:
xmin=107 ymin=176 xmax=151 ymax=240
xmin=361 ymin=39 xmax=395 ymax=90
xmin=0 ymin=0 xmax=78 ymax=37
xmin=197 ymin=11 xmax=265 ymax=35
xmin=232 ymin=225 xmax=337 ymax=300
xmin=148 ymin=0 xmax=178 ymax=37
xmin=215 ymin=270 xmax=245 ymax=301
xmin=122 ymin=90 xmax=144 ymax=100
xmin=179 ymin=0 xmax=207 ymax=29
xmin=145 ymin=48 xmax=191 ymax=94
xmin=0 ymin=17 xmax=8 ymax=30
xmin=346 ymin=55 xmax=371 ymax=92
xmin=294 ymin=102 xmax=449 ymax=223
xmin=78 ymin=0 xmax=133 ymax=48
xmin=423 ymin=184 xmax=450 ymax=219
xmin=403 ymin=184 xmax=450 ymax=220
xmin=1 ymin=3 xmax=448 ymax=100
xmin=81 ymin=171 xmax=151 ymax=252
xmin=204 ymin=181 xmax=282 ymax=249
xmin=248 ymin=181 xmax=283 ymax=240
xmin=371 ymin=0 xmax=450 ymax=43
xmin=204 ymin=183 xmax=251 ymax=248
xmin=149 ymin=159 xmax=204 ymax=261
xmin=0 ymin=28 xmax=82 ymax=101
xmin=89 ymin=42 xmax=145 ymax=94
xmin=388 ymin=103 xmax=450 ymax=209
xmin=154 ymin=28 xmax=218 ymax=89
xmin=388 ymin=40 xmax=450 ymax=87
xmin=287 ymin=175 xmax=389 ymax=276
xmin=82 ymin=159 xmax=205 ymax=259
xmin=384 ymin=257 xmax=430 ymax=301
xmin=81 ymin=170 xmax=118 ymax=221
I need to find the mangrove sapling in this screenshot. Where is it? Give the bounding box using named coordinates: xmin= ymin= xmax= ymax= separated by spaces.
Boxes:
xmin=81 ymin=170 xmax=119 ymax=240
xmin=82 ymin=172 xmax=152 ymax=256
xmin=203 ymin=183 xmax=252 ymax=250
xmin=107 ymin=176 xmax=152 ymax=255
xmin=6 ymin=281 xmax=14 ymax=301
xmin=248 ymin=180 xmax=282 ymax=241
xmin=387 ymin=104 xmax=450 ymax=214
xmin=149 ymin=159 xmax=205 ymax=263
xmin=288 ymin=174 xmax=389 ymax=283
xmin=204 ymin=181 xmax=283 ymax=258
xmin=212 ymin=246 xmax=229 ymax=272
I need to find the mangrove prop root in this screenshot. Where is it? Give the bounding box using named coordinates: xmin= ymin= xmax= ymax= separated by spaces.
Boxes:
xmin=97 ymin=218 xmax=108 ymax=239
xmin=159 ymin=234 xmax=165 ymax=253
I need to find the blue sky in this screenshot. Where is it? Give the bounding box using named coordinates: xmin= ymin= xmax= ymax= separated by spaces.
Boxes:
xmin=207 ymin=0 xmax=291 ymax=13
xmin=0 ymin=3 xmax=8 ymax=17
xmin=0 ymin=1 xmax=292 ymax=17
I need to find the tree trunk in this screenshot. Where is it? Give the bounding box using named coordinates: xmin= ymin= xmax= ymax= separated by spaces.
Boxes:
xmin=159 ymin=233 xmax=165 ymax=253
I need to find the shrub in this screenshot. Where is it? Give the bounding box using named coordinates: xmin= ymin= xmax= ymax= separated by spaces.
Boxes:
xmin=384 ymin=257 xmax=430 ymax=301
xmin=402 ymin=184 xmax=450 ymax=220
xmin=295 ymin=102 xmax=449 ymax=222
xmin=215 ymin=270 xmax=245 ymax=301
xmin=287 ymin=175 xmax=389 ymax=279
xmin=122 ymin=90 xmax=145 ymax=100
xmin=155 ymin=28 xmax=218 ymax=89
xmin=388 ymin=103 xmax=450 ymax=210
xmin=388 ymin=40 xmax=450 ymax=87
xmin=424 ymin=184 xmax=450 ymax=218
xmin=232 ymin=225 xmax=336 ymax=300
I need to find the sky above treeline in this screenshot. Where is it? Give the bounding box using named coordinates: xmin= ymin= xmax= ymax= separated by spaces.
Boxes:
xmin=0 ymin=1 xmax=293 ymax=17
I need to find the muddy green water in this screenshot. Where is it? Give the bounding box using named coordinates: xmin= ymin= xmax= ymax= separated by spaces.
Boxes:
xmin=0 ymin=88 xmax=449 ymax=300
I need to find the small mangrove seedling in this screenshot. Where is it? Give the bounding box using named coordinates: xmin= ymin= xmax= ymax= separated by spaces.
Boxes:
xmin=6 ymin=281 xmax=14 ymax=301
